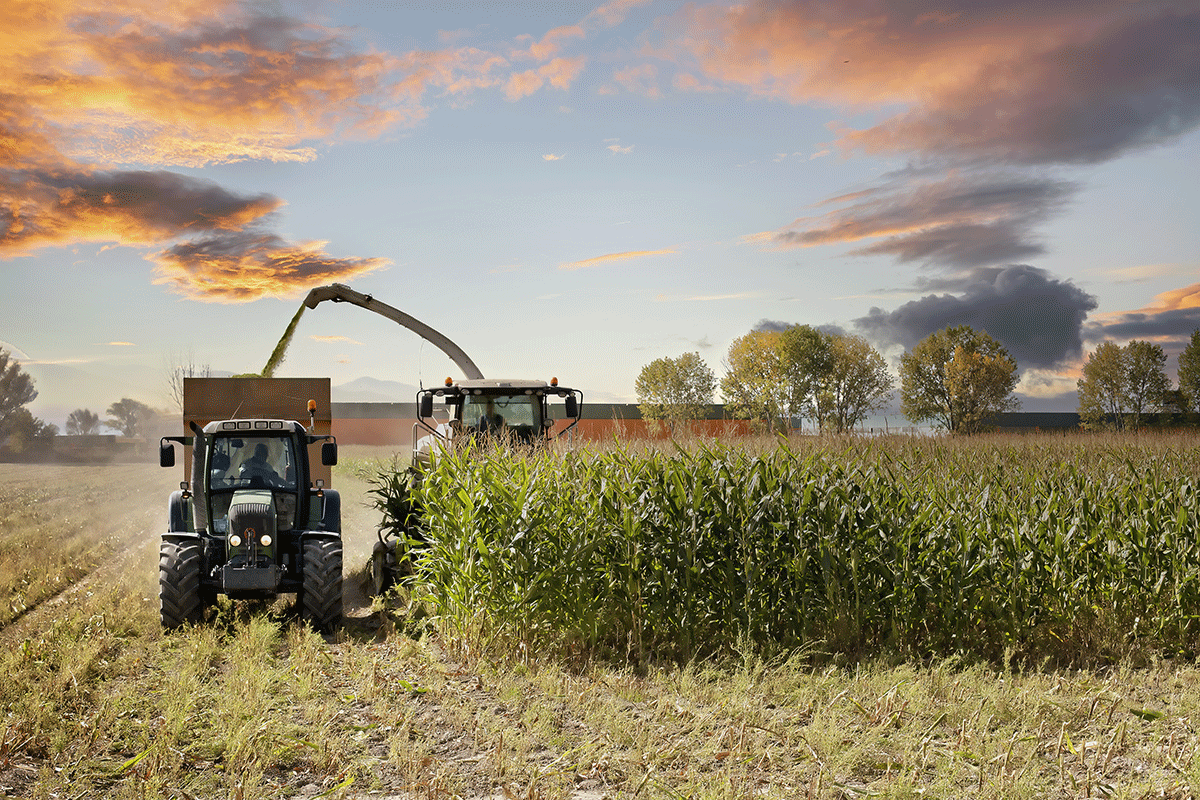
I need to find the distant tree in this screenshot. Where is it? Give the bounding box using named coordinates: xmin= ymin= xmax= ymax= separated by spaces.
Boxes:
xmin=1123 ymin=340 xmax=1170 ymax=430
xmin=0 ymin=348 xmax=38 ymax=436
xmin=635 ymin=352 xmax=716 ymax=433
xmin=1178 ymin=329 xmax=1200 ymax=414
xmin=1077 ymin=341 xmax=1129 ymax=430
xmin=900 ymin=326 xmax=1019 ymax=434
xmin=1 ymin=407 xmax=58 ymax=454
xmin=815 ymin=334 xmax=894 ymax=434
xmin=66 ymin=408 xmax=102 ymax=435
xmin=721 ymin=330 xmax=790 ymax=433
xmin=165 ymin=351 xmax=211 ymax=413
xmin=106 ymin=398 xmax=156 ymax=437
xmin=779 ymin=324 xmax=834 ymax=430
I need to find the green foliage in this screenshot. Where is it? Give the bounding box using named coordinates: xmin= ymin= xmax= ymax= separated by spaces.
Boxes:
xmin=105 ymin=397 xmax=155 ymax=437
xmin=634 ymin=351 xmax=715 ymax=431
xmin=66 ymin=408 xmax=101 ymax=436
xmin=1180 ymin=330 xmax=1200 ymax=414
xmin=815 ymin=334 xmax=893 ymax=433
xmin=1078 ymin=339 xmax=1172 ymax=430
xmin=0 ymin=347 xmax=38 ymax=437
xmin=720 ymin=330 xmax=790 ymax=432
xmin=900 ymin=326 xmax=1019 ymax=433
xmin=380 ymin=436 xmax=1200 ymax=666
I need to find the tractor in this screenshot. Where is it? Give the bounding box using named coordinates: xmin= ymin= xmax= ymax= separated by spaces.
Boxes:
xmin=158 ymin=402 xmax=343 ymax=631
xmin=369 ymin=377 xmax=583 ymax=595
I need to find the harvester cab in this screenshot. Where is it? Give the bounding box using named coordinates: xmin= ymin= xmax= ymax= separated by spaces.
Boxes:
xmin=157 ymin=407 xmax=343 ymax=631
xmin=411 ymin=377 xmax=582 ymax=468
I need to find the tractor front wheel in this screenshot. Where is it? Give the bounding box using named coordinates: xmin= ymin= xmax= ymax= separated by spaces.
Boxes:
xmin=301 ymin=539 xmax=343 ymax=632
xmin=159 ymin=537 xmax=205 ymax=628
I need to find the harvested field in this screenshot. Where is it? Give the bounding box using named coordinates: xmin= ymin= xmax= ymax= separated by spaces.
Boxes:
xmin=0 ymin=440 xmax=1198 ymax=799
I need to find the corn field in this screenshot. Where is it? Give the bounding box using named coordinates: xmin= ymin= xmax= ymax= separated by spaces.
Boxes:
xmin=377 ymin=434 xmax=1200 ymax=665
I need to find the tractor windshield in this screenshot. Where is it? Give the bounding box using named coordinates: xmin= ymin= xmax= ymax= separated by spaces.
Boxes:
xmin=210 ymin=435 xmax=297 ymax=491
xmin=461 ymin=393 xmax=540 ymax=432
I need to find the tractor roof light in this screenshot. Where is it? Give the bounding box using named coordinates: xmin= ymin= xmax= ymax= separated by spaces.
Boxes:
xmin=444 ymin=376 xmax=453 ymax=387
xmin=550 ymin=377 xmax=559 ymax=387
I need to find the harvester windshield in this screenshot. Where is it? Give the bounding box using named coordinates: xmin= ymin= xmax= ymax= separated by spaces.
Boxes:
xmin=462 ymin=394 xmax=539 ymax=432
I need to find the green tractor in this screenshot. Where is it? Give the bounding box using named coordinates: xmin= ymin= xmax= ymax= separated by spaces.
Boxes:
xmin=158 ymin=410 xmax=342 ymax=630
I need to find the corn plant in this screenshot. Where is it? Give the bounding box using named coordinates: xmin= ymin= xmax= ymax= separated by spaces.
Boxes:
xmin=379 ymin=434 xmax=1200 ymax=665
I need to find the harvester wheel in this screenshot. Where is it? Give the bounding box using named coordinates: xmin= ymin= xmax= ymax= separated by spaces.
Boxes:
xmin=301 ymin=539 xmax=343 ymax=632
xmin=371 ymin=539 xmax=395 ymax=596
xmin=159 ymin=538 xmax=204 ymax=628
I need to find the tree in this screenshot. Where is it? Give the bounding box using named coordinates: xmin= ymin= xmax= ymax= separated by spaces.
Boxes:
xmin=106 ymin=398 xmax=156 ymax=437
xmin=1178 ymin=329 xmax=1200 ymax=414
xmin=1077 ymin=341 xmax=1128 ymax=430
xmin=66 ymin=408 xmax=102 ymax=435
xmin=1123 ymin=340 xmax=1170 ymax=430
xmin=1 ymin=408 xmax=57 ymax=454
xmin=166 ymin=351 xmax=211 ymax=413
xmin=900 ymin=326 xmax=1020 ymax=434
xmin=721 ymin=330 xmax=791 ymax=433
xmin=0 ymin=348 xmax=38 ymax=436
xmin=635 ymin=352 xmax=716 ymax=433
xmin=779 ymin=324 xmax=834 ymax=429
xmin=1077 ymin=340 xmax=1172 ymax=431
xmin=815 ymin=334 xmax=894 ymax=433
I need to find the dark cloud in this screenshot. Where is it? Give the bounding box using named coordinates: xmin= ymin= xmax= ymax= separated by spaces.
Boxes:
xmin=854 ymin=265 xmax=1097 ymax=369
xmin=754 ymin=320 xmax=848 ymax=337
xmin=1089 ymin=308 xmax=1200 ymax=341
xmin=847 ymin=6 xmax=1200 ymax=165
xmin=769 ymin=173 xmax=1077 ymax=270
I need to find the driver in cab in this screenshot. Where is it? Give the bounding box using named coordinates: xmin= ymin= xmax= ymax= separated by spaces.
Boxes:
xmin=239 ymin=442 xmax=281 ymax=485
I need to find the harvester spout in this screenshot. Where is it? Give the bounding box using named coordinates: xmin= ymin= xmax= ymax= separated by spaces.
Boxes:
xmin=302 ymin=283 xmax=485 ymax=381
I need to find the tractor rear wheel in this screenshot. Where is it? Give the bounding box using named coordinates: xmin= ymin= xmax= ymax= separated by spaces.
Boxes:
xmin=159 ymin=538 xmax=205 ymax=628
xmin=301 ymin=539 xmax=343 ymax=632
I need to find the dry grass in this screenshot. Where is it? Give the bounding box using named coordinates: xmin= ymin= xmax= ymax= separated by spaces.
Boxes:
xmin=0 ymin=439 xmax=1197 ymax=798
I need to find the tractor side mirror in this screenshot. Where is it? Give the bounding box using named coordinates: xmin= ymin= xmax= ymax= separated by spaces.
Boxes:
xmin=419 ymin=394 xmax=433 ymax=419
xmin=160 ymin=442 xmax=175 ymax=468
xmin=321 ymin=441 xmax=338 ymax=466
xmin=564 ymin=395 xmax=579 ymax=419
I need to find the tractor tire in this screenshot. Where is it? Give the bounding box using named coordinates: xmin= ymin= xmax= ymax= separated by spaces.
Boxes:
xmin=371 ymin=539 xmax=395 ymax=597
xmin=159 ymin=537 xmax=205 ymax=629
xmin=301 ymin=538 xmax=343 ymax=632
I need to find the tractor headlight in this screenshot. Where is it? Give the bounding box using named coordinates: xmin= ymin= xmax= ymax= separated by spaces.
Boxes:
xmin=260 ymin=534 xmax=272 ymax=547
xmin=229 ymin=534 xmax=243 ymax=548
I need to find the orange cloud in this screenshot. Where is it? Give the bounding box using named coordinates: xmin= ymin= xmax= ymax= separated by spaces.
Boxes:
xmin=505 ymin=56 xmax=586 ymax=100
xmin=151 ymin=234 xmax=389 ymax=303
xmin=560 ymin=248 xmax=676 ymax=271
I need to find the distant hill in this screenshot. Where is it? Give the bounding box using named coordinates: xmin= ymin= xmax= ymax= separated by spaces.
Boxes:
xmin=332 ymin=376 xmax=422 ymax=403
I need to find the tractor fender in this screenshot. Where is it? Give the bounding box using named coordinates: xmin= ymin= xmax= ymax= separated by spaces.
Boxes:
xmin=314 ymin=489 xmax=340 ymax=533
xmin=167 ymin=490 xmax=193 ymax=532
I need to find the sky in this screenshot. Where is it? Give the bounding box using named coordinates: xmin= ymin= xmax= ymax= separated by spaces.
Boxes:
xmin=2 ymin=0 xmax=1198 ymax=428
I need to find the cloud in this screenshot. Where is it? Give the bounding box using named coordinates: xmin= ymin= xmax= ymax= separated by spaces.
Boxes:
xmin=1 ymin=169 xmax=281 ymax=254
xmin=660 ymin=1 xmax=1200 ymax=166
xmin=504 ymin=56 xmax=587 ymax=100
xmin=105 ymin=342 xmax=136 ymax=346
xmin=559 ymin=248 xmax=676 ymax=271
xmin=607 ymin=143 xmax=634 ymax=154
xmin=757 ymin=172 xmax=1077 ymax=269
xmin=543 ymin=154 xmax=565 ymax=161
xmin=655 ymin=291 xmax=758 ymax=302
xmin=1087 ymin=283 xmax=1200 ymax=341
xmin=612 ymin=64 xmax=662 ymax=98
xmin=311 ymin=335 xmax=362 ymax=345
xmin=150 ymin=233 xmax=389 ymax=303
xmin=854 ymin=264 xmax=1098 ymax=369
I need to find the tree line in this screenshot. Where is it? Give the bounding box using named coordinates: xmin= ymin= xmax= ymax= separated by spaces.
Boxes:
xmin=637 ymin=326 xmax=1200 ymax=435
xmin=0 ymin=348 xmax=165 ymax=456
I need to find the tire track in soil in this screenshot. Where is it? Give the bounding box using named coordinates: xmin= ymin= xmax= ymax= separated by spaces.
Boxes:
xmin=0 ymin=462 xmax=179 ymax=645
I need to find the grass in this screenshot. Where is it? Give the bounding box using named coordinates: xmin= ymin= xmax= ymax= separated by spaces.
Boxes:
xmin=0 ymin=436 xmax=1195 ymax=798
